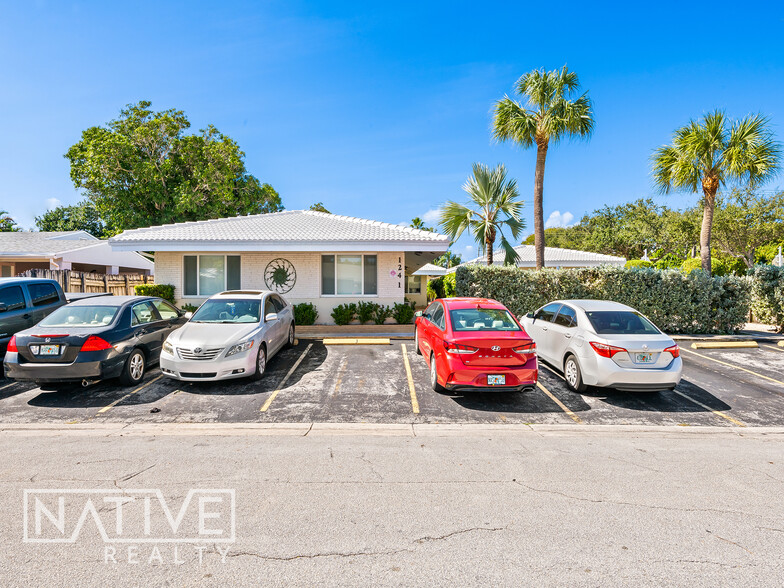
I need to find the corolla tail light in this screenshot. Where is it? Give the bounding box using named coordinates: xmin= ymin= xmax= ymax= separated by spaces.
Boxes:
xmin=513 ymin=341 xmax=536 ymax=355
xmin=589 ymin=341 xmax=627 ymax=358
xmin=80 ymin=336 xmax=112 ymax=352
xmin=444 ymin=341 xmax=477 ymax=354
xmin=664 ymin=344 xmax=680 ymax=358
xmin=7 ymin=335 xmax=18 ymax=352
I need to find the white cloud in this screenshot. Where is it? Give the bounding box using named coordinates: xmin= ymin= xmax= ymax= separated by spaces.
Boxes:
xmin=422 ymin=208 xmax=441 ymax=224
xmin=45 ymin=198 xmax=61 ymax=210
xmin=545 ymin=210 xmax=575 ymax=228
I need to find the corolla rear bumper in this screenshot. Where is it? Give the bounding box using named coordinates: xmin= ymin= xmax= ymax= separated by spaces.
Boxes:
xmin=581 ymin=355 xmax=683 ymax=391
xmin=2 ymin=351 xmax=126 ymax=383
xmin=160 ymin=349 xmax=258 ymax=381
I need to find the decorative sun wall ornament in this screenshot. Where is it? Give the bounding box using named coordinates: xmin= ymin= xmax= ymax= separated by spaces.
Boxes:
xmin=264 ymin=258 xmax=297 ymax=294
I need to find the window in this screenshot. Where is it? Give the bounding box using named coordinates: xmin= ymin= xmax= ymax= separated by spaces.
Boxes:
xmin=190 ymin=299 xmax=261 ymax=323
xmin=153 ymin=300 xmax=179 ymax=320
xmin=321 ymin=255 xmax=377 ymax=296
xmin=534 ymin=303 xmax=561 ymax=322
xmin=264 ymin=297 xmax=276 ymax=319
xmin=131 ymin=302 xmax=159 ymax=326
xmin=430 ymin=303 xmax=445 ymax=330
xmin=0 ymin=286 xmax=25 ymax=312
xmin=270 ymin=295 xmax=286 ymax=312
xmin=41 ymin=305 xmax=119 ymax=327
xmin=585 ymin=311 xmax=660 ymax=335
xmin=183 ymin=255 xmax=241 ymax=297
xmin=449 ymin=308 xmax=521 ymax=331
xmin=553 ymin=306 xmax=577 ymax=328
xmin=405 ymin=275 xmax=421 ymax=294
xmin=27 ymin=283 xmax=59 ymax=307
xmin=1 ymin=265 xmax=12 ymax=278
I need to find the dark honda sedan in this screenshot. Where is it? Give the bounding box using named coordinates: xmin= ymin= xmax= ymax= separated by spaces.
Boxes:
xmin=3 ymin=296 xmax=189 ymax=388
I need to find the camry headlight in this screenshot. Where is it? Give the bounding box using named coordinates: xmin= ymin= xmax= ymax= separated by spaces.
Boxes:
xmin=162 ymin=340 xmax=173 ymax=355
xmin=226 ymin=339 xmax=255 ymax=357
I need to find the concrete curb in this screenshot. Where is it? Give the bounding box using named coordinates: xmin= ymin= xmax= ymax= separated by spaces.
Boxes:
xmin=691 ymin=341 xmax=759 ymax=349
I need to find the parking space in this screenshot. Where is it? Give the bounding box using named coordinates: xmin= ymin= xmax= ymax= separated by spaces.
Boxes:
xmin=3 ymin=340 xmax=784 ymax=426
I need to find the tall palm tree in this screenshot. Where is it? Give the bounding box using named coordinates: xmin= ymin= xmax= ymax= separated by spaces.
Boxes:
xmin=652 ymin=110 xmax=781 ymax=275
xmin=492 ymin=66 xmax=594 ymax=269
xmin=439 ymin=163 xmax=524 ymax=266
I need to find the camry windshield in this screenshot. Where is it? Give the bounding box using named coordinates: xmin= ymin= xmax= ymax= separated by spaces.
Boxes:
xmin=585 ymin=311 xmax=660 ymax=335
xmin=39 ymin=305 xmax=119 ymax=327
xmin=449 ymin=308 xmax=521 ymax=331
xmin=190 ymin=299 xmax=261 ymax=323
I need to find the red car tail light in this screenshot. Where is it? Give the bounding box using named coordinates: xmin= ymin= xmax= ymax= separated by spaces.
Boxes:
xmin=80 ymin=336 xmax=112 ymax=352
xmin=513 ymin=341 xmax=536 ymax=355
xmin=589 ymin=341 xmax=627 ymax=358
xmin=7 ymin=335 xmax=18 ymax=352
xmin=664 ymin=344 xmax=680 ymax=358
xmin=444 ymin=341 xmax=477 ymax=354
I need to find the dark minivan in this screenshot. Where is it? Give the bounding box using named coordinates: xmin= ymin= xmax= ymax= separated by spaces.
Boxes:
xmin=3 ymin=296 xmax=189 ymax=388
xmin=0 ymin=278 xmax=66 ymax=354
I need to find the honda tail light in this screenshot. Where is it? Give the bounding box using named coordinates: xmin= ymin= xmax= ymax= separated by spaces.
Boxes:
xmin=444 ymin=341 xmax=477 ymax=354
xmin=664 ymin=344 xmax=680 ymax=358
xmin=7 ymin=335 xmax=17 ymax=352
xmin=589 ymin=341 xmax=627 ymax=358
xmin=513 ymin=341 xmax=536 ymax=355
xmin=80 ymin=336 xmax=112 ymax=352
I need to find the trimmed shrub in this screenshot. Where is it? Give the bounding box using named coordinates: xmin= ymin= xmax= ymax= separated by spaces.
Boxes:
xmin=373 ymin=304 xmax=393 ymax=325
xmin=356 ymin=301 xmax=378 ymax=324
xmin=625 ymin=260 xmax=653 ymax=269
xmin=749 ymin=265 xmax=784 ymax=330
xmin=443 ymin=273 xmax=456 ymax=297
xmin=425 ymin=273 xmax=456 ymax=299
xmin=331 ymin=303 xmax=357 ymax=326
xmin=293 ymin=302 xmax=318 ymax=326
xmin=681 ymin=256 xmax=729 ymax=276
xmin=455 ymin=265 xmax=749 ymax=334
xmin=134 ymin=283 xmax=175 ymax=304
xmin=392 ymin=301 xmax=415 ymax=324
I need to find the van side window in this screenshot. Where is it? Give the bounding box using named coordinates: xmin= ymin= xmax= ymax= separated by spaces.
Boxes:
xmin=27 ymin=283 xmax=59 ymax=307
xmin=0 ymin=286 xmax=26 ymax=312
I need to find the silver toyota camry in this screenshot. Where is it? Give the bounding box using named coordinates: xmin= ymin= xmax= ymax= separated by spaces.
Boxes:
xmin=521 ymin=300 xmax=682 ymax=392
xmin=160 ymin=290 xmax=295 ymax=382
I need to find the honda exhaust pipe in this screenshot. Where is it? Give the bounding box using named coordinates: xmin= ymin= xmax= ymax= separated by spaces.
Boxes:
xmin=81 ymin=379 xmax=99 ymax=388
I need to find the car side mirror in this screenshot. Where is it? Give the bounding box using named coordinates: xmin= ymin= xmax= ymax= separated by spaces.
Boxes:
xmin=0 ymin=302 xmax=7 ymax=313
xmin=525 ymin=312 xmax=534 ymax=319
xmin=415 ymin=310 xmax=423 ymax=318
xmin=183 ymin=312 xmax=193 ymax=320
xmin=265 ymin=312 xmax=278 ymax=322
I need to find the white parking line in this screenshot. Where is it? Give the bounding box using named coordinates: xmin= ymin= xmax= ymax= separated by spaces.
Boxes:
xmin=260 ymin=344 xmax=313 ymax=413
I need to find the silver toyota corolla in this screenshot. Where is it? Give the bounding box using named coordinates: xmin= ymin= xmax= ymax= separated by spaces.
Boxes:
xmin=160 ymin=290 xmax=295 ymax=382
xmin=521 ymin=299 xmax=682 ymax=392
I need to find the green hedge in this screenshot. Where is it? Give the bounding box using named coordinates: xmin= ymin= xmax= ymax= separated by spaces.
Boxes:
xmin=134 ymin=283 xmax=175 ymax=304
xmin=455 ymin=265 xmax=749 ymax=334
xmin=749 ymin=265 xmax=784 ymax=329
xmin=293 ymin=302 xmax=318 ymax=325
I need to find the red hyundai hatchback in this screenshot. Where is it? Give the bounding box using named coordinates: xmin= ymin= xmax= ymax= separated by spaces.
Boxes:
xmin=414 ymin=297 xmax=538 ymax=393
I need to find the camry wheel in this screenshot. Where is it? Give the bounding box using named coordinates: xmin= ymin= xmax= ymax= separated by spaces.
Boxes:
xmin=430 ymin=353 xmax=445 ymax=393
xmin=564 ymin=355 xmax=587 ymax=392
xmin=286 ymin=324 xmax=295 ymax=347
xmin=250 ymin=345 xmax=267 ymax=381
xmin=120 ymin=349 xmax=145 ymax=386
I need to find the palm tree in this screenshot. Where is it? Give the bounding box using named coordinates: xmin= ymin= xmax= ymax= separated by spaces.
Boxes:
xmin=492 ymin=66 xmax=594 ymax=269
xmin=410 ymin=217 xmax=433 ymax=232
xmin=439 ymin=163 xmax=524 ymax=266
xmin=652 ymin=110 xmax=781 ymax=275
xmin=0 ymin=209 xmax=20 ymax=232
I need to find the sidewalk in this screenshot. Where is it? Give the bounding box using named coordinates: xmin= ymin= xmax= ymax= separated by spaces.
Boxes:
xmin=670 ymin=322 xmax=784 ymax=343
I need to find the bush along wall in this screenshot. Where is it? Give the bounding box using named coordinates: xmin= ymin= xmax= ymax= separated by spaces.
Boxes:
xmin=455 ymin=265 xmax=750 ymax=334
xmin=749 ymin=265 xmax=784 ymax=331
xmin=134 ymin=284 xmax=175 ymax=304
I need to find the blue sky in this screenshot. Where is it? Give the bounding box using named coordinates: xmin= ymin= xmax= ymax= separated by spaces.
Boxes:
xmin=2 ymin=0 xmax=783 ymax=258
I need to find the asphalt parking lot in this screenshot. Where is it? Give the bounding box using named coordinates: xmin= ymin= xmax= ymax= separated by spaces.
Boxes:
xmin=2 ymin=339 xmax=784 ymax=427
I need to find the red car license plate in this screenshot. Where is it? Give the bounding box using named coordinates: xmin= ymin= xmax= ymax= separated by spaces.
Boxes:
xmin=488 ymin=375 xmax=505 ymax=385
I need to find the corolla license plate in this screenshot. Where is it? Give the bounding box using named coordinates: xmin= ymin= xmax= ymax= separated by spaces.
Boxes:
xmin=488 ymin=375 xmax=506 ymax=385
xmin=636 ymin=353 xmax=653 ymax=363
xmin=35 ymin=344 xmax=60 ymax=356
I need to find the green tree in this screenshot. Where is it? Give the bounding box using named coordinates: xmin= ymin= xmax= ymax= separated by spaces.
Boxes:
xmin=0 ymin=210 xmax=20 ymax=232
xmin=65 ymin=101 xmax=282 ymax=233
xmin=34 ymin=200 xmax=108 ymax=237
xmin=410 ymin=217 xmax=434 ymax=232
xmin=309 ymin=202 xmax=330 ymax=213
xmin=652 ymin=110 xmax=781 ymax=274
xmin=493 ymin=66 xmax=594 ymax=269
xmin=439 ymin=163 xmax=524 ymax=266
xmin=433 ymin=250 xmax=462 ymax=268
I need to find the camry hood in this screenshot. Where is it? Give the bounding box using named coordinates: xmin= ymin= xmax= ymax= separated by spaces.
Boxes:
xmin=166 ymin=322 xmax=261 ymax=348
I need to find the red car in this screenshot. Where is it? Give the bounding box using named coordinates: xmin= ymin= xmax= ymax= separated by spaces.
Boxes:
xmin=414 ymin=297 xmax=538 ymax=393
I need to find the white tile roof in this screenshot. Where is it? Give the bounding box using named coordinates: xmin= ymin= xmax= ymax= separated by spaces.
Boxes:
xmin=0 ymin=231 xmax=97 ymax=256
xmin=412 ymin=263 xmax=448 ymax=276
xmin=109 ymin=210 xmax=450 ymax=252
xmin=460 ymin=244 xmax=626 ymax=268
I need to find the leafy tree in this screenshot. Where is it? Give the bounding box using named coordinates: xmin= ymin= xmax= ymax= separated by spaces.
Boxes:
xmin=439 ymin=163 xmax=524 ymax=266
xmin=0 ymin=210 xmax=20 ymax=232
xmin=34 ymin=200 xmax=108 ymax=237
xmin=493 ymin=66 xmax=594 ymax=269
xmin=711 ymin=188 xmax=784 ymax=268
xmin=309 ymin=202 xmax=330 ymax=213
xmin=652 ymin=110 xmax=781 ymax=274
xmin=410 ymin=217 xmax=434 ymax=232
xmin=433 ymin=250 xmax=462 ymax=268
xmin=65 ymin=101 xmax=282 ymax=233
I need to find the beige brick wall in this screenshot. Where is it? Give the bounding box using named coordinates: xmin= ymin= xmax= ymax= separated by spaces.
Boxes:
xmin=154 ymin=251 xmax=408 ymax=324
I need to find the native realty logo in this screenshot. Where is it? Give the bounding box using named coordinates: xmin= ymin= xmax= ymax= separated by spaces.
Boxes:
xmin=23 ymin=489 xmax=235 ymax=564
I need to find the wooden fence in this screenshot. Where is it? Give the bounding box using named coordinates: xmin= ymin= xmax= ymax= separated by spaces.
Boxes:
xmin=17 ymin=269 xmax=154 ymax=296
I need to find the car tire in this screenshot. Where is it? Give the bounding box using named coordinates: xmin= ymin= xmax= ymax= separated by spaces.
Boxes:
xmin=430 ymin=352 xmax=445 ymax=393
xmin=414 ymin=329 xmax=422 ymax=355
xmin=564 ymin=355 xmax=587 ymax=393
xmin=119 ymin=349 xmax=146 ymax=386
xmin=285 ymin=323 xmax=295 ymax=348
xmin=250 ymin=345 xmax=267 ymax=381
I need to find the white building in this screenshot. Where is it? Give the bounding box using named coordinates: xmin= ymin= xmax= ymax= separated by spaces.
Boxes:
xmin=455 ymin=244 xmax=626 ymax=270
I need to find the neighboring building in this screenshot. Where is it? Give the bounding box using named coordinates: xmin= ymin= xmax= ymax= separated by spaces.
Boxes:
xmin=406 ymin=262 xmax=447 ymax=308
xmin=109 ymin=210 xmax=449 ymax=323
xmin=0 ymin=231 xmax=154 ymax=277
xmin=454 ymin=244 xmax=626 ymax=270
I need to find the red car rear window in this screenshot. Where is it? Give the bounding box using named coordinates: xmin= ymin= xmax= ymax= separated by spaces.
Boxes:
xmin=449 ymin=308 xmax=520 ymax=331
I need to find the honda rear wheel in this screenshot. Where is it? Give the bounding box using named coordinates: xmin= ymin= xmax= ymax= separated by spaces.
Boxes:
xmin=120 ymin=349 xmax=145 ymax=386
